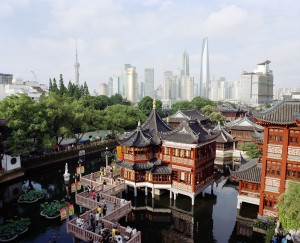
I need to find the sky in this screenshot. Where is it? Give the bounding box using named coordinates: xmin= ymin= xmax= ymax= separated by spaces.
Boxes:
xmin=0 ymin=0 xmax=299 ymax=93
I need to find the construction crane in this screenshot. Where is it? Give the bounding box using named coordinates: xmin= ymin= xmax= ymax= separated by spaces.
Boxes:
xmin=31 ymin=70 xmax=38 ymax=82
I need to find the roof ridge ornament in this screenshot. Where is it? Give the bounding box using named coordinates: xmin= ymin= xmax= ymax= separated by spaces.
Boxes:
xmin=153 ymin=99 xmax=156 ymax=109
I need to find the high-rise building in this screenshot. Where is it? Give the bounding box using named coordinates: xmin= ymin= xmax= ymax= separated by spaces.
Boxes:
xmin=99 ymin=83 xmax=107 ymax=96
xmin=111 ymin=74 xmax=120 ymax=96
xmin=200 ymin=37 xmax=210 ymax=98
xmin=107 ymin=78 xmax=113 ymax=97
xmin=238 ymin=60 xmax=273 ymax=105
xmin=182 ymin=51 xmax=189 ymax=76
xmin=181 ymin=75 xmax=194 ymax=101
xmin=144 ymin=68 xmax=154 ymax=98
xmin=125 ymin=66 xmax=138 ymax=103
xmin=74 ymin=42 xmax=80 ymax=86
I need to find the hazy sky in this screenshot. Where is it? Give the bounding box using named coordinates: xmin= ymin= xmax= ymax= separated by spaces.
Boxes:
xmin=1 ymin=0 xmax=299 ymax=93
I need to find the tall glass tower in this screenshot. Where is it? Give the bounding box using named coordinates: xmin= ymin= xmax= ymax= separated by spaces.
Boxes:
xmin=182 ymin=51 xmax=189 ymax=76
xmin=200 ymin=37 xmax=210 ymax=98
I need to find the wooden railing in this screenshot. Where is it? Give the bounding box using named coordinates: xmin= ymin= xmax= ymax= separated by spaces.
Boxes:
xmin=69 ymin=174 xmax=141 ymax=242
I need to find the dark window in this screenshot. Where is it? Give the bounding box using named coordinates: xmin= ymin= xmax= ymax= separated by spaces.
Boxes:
xmin=11 ymin=157 xmax=17 ymax=165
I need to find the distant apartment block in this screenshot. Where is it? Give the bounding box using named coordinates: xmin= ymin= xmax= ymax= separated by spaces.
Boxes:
xmin=236 ymin=60 xmax=273 ymax=105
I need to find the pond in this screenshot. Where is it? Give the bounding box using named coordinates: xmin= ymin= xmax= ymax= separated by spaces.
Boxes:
xmin=0 ymin=158 xmax=263 ymax=242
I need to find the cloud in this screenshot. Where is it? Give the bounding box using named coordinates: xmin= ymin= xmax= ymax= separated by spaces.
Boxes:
xmin=0 ymin=2 xmax=13 ymax=17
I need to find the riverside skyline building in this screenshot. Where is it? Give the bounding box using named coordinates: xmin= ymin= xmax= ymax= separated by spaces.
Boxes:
xmin=200 ymin=37 xmax=210 ymax=98
xmin=144 ymin=68 xmax=155 ymax=98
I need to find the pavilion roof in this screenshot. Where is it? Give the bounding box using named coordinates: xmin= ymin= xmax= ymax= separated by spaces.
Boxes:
xmin=161 ymin=119 xmax=219 ymax=144
xmin=118 ymin=105 xmax=172 ymax=147
xmin=253 ymin=99 xmax=300 ymax=125
xmin=226 ymin=116 xmax=263 ymax=132
xmin=213 ymin=122 xmax=234 ymax=143
xmin=230 ymin=159 xmax=261 ymax=183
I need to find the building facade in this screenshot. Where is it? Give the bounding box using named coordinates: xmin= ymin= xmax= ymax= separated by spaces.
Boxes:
xmin=253 ymin=100 xmax=300 ymax=217
xmin=200 ymin=37 xmax=210 ymax=98
xmin=237 ymin=60 xmax=273 ymax=105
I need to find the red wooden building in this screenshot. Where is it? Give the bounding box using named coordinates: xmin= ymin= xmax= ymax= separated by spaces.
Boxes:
xmin=117 ymin=101 xmax=219 ymax=205
xmin=253 ymin=99 xmax=300 ymax=217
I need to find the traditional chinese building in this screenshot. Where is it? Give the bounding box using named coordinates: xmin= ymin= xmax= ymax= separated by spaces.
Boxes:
xmin=163 ymin=109 xmax=211 ymax=129
xmin=117 ymin=102 xmax=219 ymax=205
xmin=213 ymin=122 xmax=235 ymax=170
xmin=226 ymin=116 xmax=263 ymax=149
xmin=253 ymin=99 xmax=300 ymax=217
xmin=216 ymin=104 xmax=249 ymax=122
xmin=230 ymin=160 xmax=262 ymax=210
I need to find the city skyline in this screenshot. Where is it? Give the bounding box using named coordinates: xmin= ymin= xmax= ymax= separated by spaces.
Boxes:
xmin=0 ymin=0 xmax=299 ymax=93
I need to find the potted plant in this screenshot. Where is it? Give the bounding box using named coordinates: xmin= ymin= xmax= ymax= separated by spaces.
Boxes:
xmin=40 ymin=199 xmax=66 ymax=219
xmin=0 ymin=217 xmax=30 ymax=242
xmin=18 ymin=189 xmax=45 ymax=203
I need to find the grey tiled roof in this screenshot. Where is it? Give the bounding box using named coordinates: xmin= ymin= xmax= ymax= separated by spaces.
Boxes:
xmin=180 ymin=110 xmax=209 ymax=122
xmin=118 ymin=125 xmax=152 ymax=147
xmin=150 ymin=165 xmax=172 ymax=174
xmin=161 ymin=119 xmax=219 ymax=144
xmin=252 ymin=127 xmax=264 ymax=143
xmin=213 ymin=122 xmax=234 ymax=143
xmin=118 ymin=108 xmax=172 ymax=147
xmin=226 ymin=116 xmax=263 ymax=132
xmin=117 ymin=160 xmax=172 ymax=174
xmin=254 ymin=100 xmax=300 ymax=125
xmin=230 ymin=160 xmax=261 ymax=183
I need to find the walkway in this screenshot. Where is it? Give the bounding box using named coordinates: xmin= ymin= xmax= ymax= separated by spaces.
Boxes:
xmin=67 ymin=173 xmax=141 ymax=243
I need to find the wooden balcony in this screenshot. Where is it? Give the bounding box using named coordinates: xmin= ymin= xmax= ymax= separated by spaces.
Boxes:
xmin=124 ymin=153 xmax=148 ymax=162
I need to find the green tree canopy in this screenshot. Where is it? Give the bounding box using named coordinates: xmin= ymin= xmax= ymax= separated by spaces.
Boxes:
xmin=278 ymin=182 xmax=300 ymax=231
xmin=138 ymin=96 xmax=163 ymax=116
xmin=99 ymin=105 xmax=146 ymax=133
xmin=208 ymin=111 xmax=226 ymax=125
xmin=191 ymin=96 xmax=216 ymax=111
xmin=0 ymin=95 xmax=48 ymax=156
xmin=201 ymin=105 xmax=216 ymax=116
xmin=170 ymin=101 xmax=193 ymax=114
xmin=239 ymin=142 xmax=263 ymax=158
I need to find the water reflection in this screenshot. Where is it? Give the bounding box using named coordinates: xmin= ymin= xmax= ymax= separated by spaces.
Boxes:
xmin=0 ymin=159 xmax=264 ymax=243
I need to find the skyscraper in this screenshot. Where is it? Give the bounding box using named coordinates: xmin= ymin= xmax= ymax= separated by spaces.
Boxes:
xmin=144 ymin=68 xmax=154 ymax=98
xmin=200 ymin=37 xmax=210 ymax=98
xmin=74 ymin=42 xmax=80 ymax=86
xmin=182 ymin=51 xmax=189 ymax=76
xmin=125 ymin=66 xmax=138 ymax=103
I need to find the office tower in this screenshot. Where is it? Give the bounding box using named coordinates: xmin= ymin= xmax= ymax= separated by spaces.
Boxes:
xmin=125 ymin=66 xmax=138 ymax=103
xmin=155 ymin=85 xmax=163 ymax=100
xmin=200 ymin=37 xmax=210 ymax=98
xmin=181 ymin=75 xmax=194 ymax=101
xmin=210 ymin=77 xmax=227 ymax=101
xmin=239 ymin=60 xmax=273 ymax=105
xmin=107 ymin=78 xmax=113 ymax=97
xmin=182 ymin=51 xmax=189 ymax=76
xmin=139 ymin=82 xmax=144 ymax=100
xmin=99 ymin=83 xmax=107 ymax=96
xmin=163 ymin=71 xmax=181 ymax=101
xmin=111 ymin=75 xmax=120 ymax=96
xmin=74 ymin=42 xmax=80 ymax=86
xmin=144 ymin=68 xmax=155 ymax=98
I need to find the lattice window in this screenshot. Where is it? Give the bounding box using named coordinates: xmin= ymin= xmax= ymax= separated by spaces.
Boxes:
xmin=266 ymin=161 xmax=281 ymax=177
xmin=289 ymin=129 xmax=300 ymax=146
xmin=263 ymin=194 xmax=277 ymax=210
xmin=286 ymin=163 xmax=300 ymax=181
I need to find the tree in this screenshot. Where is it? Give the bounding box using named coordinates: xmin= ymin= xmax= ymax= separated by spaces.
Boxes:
xmin=239 ymin=142 xmax=262 ymax=158
xmin=110 ymin=94 xmax=130 ymax=106
xmin=208 ymin=111 xmax=226 ymax=125
xmin=201 ymin=105 xmax=216 ymax=116
xmin=278 ymin=182 xmax=300 ymax=231
xmin=0 ymin=95 xmax=48 ymax=156
xmin=39 ymin=93 xmax=73 ymax=146
xmin=191 ymin=96 xmax=216 ymax=111
xmin=51 ymin=78 xmax=59 ymax=94
xmin=138 ymin=96 xmax=163 ymax=116
xmin=99 ymin=105 xmax=146 ymax=133
xmin=170 ymin=101 xmax=193 ymax=114
xmin=58 ymin=74 xmax=67 ymax=96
